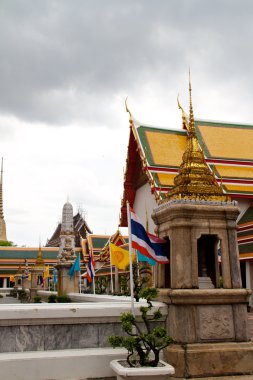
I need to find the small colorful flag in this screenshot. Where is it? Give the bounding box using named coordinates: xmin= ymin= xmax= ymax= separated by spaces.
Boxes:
xmin=137 ymin=250 xmax=156 ymax=266
xmin=68 ymin=255 xmax=81 ymax=279
xmin=218 ymin=241 xmax=222 ymax=263
xmin=53 ymin=268 xmax=58 ymax=284
xmin=43 ymin=265 xmax=50 ymax=280
xmin=87 ymin=249 xmax=95 ymax=283
xmin=110 ymin=243 xmax=135 ymax=270
xmin=130 ymin=207 xmax=169 ymax=264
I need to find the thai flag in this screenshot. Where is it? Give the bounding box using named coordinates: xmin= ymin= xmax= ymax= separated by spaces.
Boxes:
xmin=130 ymin=208 xmax=169 ymax=264
xmin=87 ymin=249 xmax=95 ymax=283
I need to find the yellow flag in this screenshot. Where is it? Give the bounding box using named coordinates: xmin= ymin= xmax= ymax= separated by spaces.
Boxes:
xmin=110 ymin=243 xmax=135 ymax=270
xmin=28 ymin=273 xmax=31 ymax=281
xmin=9 ymin=275 xmax=15 ymax=282
xmin=43 ymin=265 xmax=50 ymax=279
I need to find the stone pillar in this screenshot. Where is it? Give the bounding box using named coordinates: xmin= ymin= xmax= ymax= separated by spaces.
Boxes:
xmin=14 ymin=274 xmax=22 ymax=290
xmin=152 ymin=200 xmax=253 ymax=378
xmin=56 ymin=201 xmax=78 ymax=296
xmin=3 ymin=277 xmax=7 ymax=288
xmin=30 ymin=266 xmax=44 ymax=302
xmin=22 ymin=276 xmax=30 ymax=290
xmin=114 ymin=267 xmax=119 ymax=294
xmin=56 ymin=263 xmax=79 ymax=296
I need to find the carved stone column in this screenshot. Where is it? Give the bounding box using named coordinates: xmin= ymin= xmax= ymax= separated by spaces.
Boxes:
xmin=152 ymin=199 xmax=253 ymax=379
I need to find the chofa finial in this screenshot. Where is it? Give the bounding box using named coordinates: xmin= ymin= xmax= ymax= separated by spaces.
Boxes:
xmin=125 ymin=97 xmax=133 ymax=124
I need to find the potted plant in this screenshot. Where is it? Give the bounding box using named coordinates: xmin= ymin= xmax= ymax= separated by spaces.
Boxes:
xmin=109 ymin=288 xmax=175 ymax=380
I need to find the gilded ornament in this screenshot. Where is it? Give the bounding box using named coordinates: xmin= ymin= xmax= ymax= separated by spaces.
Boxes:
xmin=165 ymin=75 xmax=230 ymax=202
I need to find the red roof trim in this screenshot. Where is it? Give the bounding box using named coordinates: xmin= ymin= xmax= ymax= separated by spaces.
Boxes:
xmin=206 ymin=158 xmax=253 ymax=166
xmin=147 ymin=166 xmax=178 ymax=173
xmin=238 ymin=224 xmax=253 ymax=231
xmin=238 ymin=238 xmax=253 ymax=245
xmin=217 ymin=179 xmax=253 ymax=185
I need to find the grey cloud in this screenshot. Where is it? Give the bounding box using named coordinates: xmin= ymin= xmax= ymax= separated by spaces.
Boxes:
xmin=0 ymin=0 xmax=253 ymax=125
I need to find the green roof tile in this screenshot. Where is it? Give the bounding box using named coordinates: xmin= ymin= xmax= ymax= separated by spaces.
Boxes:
xmin=238 ymin=206 xmax=253 ymax=225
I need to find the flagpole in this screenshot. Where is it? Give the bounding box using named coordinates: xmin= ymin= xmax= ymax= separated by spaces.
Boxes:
xmin=126 ymin=201 xmax=135 ymax=317
xmin=93 ymin=250 xmax=96 ymax=294
xmin=93 ymin=277 xmax=95 ymax=294
xmin=136 ymin=249 xmax=140 ymax=279
xmin=109 ymin=240 xmax=114 ymax=294
xmin=79 ymin=253 xmax=82 ymax=294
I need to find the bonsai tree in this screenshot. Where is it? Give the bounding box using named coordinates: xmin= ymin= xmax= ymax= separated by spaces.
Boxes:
xmin=109 ymin=287 xmax=174 ymax=367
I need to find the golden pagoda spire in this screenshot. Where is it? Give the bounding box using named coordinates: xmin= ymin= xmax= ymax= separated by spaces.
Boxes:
xmin=0 ymin=158 xmax=4 ymax=219
xmin=35 ymin=240 xmax=45 ymax=266
xmin=0 ymin=158 xmax=7 ymax=241
xmin=166 ymin=74 xmax=229 ymax=202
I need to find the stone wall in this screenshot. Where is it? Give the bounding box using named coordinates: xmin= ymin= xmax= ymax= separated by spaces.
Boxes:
xmin=0 ymin=300 xmax=167 ymax=353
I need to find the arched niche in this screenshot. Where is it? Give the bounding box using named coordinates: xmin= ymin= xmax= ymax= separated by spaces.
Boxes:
xmin=197 ymin=234 xmax=221 ymax=288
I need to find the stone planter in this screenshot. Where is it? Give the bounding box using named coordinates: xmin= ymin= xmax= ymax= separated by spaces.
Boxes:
xmin=110 ymin=359 xmax=175 ymax=380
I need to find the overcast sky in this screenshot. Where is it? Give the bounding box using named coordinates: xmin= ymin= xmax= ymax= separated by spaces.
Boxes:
xmin=1 ymin=0 xmax=253 ymax=246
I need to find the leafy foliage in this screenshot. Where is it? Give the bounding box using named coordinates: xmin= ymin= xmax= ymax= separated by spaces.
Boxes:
xmin=9 ymin=289 xmax=17 ymax=298
xmin=108 ymin=287 xmax=173 ymax=367
xmin=119 ymin=262 xmax=152 ymax=301
xmin=56 ymin=294 xmax=71 ymax=303
xmin=95 ymin=276 xmax=108 ymax=294
xmin=18 ymin=290 xmax=29 ymax=303
xmin=48 ymin=294 xmax=57 ymax=303
xmin=34 ymin=296 xmax=42 ymax=303
xmin=0 ymin=241 xmax=16 ymax=246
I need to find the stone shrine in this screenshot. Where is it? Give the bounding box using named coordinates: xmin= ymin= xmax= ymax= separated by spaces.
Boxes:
xmin=56 ymin=201 xmax=79 ymax=295
xmin=152 ymin=78 xmax=253 ymax=378
xmin=22 ymin=259 xmax=30 ymax=290
xmin=30 ymin=245 xmax=46 ymax=301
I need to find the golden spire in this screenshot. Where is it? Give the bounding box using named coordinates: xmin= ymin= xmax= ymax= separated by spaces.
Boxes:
xmin=0 ymin=158 xmax=4 ymax=219
xmin=0 ymin=158 xmax=7 ymax=241
xmin=166 ymin=74 xmax=229 ymax=202
xmin=35 ymin=240 xmax=45 ymax=266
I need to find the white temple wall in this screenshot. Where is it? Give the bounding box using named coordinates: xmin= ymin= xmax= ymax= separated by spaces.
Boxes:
xmin=236 ymin=198 xmax=251 ymax=221
xmin=133 ymin=183 xmax=158 ymax=234
xmin=246 ymin=261 xmax=253 ymax=307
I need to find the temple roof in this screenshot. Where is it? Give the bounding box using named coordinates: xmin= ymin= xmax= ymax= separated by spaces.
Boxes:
xmin=237 ymin=205 xmax=253 ymax=260
xmin=120 ymin=117 xmax=253 ymax=226
xmin=46 ymin=212 xmax=92 ymax=247
xmin=0 ymin=246 xmax=82 ymax=276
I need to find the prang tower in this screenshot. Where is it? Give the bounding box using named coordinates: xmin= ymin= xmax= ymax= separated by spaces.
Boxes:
xmin=0 ymin=158 xmax=7 ymax=242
